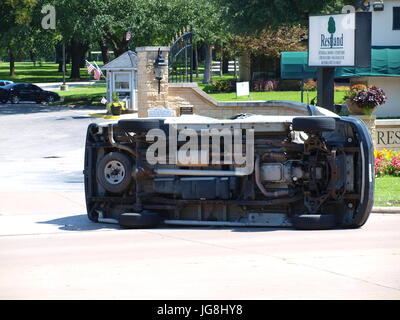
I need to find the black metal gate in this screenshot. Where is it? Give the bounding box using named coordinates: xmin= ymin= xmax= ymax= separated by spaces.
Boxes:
xmin=169 ymin=28 xmax=193 ymax=83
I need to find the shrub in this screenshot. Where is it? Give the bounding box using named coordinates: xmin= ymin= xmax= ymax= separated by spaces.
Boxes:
xmin=203 ymin=79 xmax=237 ymax=93
xmin=303 ymin=79 xmax=317 ymax=91
xmin=278 ymin=79 xmax=301 ymax=91
xmin=252 ymin=79 xmax=279 ymax=92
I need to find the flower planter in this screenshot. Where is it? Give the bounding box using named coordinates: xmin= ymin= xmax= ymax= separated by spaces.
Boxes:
xmin=111 ymin=105 xmax=122 ymax=115
xmin=346 ymin=99 xmax=378 ymax=116
xmin=107 ymin=101 xmax=126 ymax=116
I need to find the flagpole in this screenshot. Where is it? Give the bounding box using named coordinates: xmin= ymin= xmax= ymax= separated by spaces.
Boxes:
xmin=60 ymin=42 xmax=68 ymax=91
xmin=93 ymin=61 xmax=104 ymax=79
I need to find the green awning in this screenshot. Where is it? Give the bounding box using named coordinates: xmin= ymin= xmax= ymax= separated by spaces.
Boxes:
xmin=281 ymin=47 xmax=400 ymax=79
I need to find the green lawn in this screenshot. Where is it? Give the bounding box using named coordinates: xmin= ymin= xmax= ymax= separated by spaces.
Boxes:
xmin=54 ymin=84 xmax=107 ymax=105
xmin=1 ymin=62 xmax=347 ymax=105
xmin=206 ymin=90 xmax=346 ymax=104
xmin=374 ymin=176 xmax=400 ymax=207
xmin=0 ymin=61 xmax=101 ymax=83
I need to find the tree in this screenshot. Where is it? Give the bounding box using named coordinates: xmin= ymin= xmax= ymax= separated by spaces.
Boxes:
xmin=0 ymin=0 xmax=39 ymax=76
xmin=328 ymin=16 xmax=336 ymax=48
xmin=53 ymin=0 xmax=99 ymax=79
xmin=91 ymin=0 xmax=227 ymax=83
xmin=230 ymin=25 xmax=307 ymax=58
xmin=219 ymin=0 xmax=348 ymax=34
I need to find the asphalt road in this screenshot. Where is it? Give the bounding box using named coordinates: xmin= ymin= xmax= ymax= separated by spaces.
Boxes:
xmin=0 ymin=104 xmax=399 ymax=300
xmin=0 ymin=103 xmax=106 ymax=191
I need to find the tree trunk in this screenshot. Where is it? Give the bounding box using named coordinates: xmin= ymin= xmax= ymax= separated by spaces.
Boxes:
xmin=56 ymin=43 xmax=64 ymax=72
xmin=222 ymin=56 xmax=229 ymax=74
xmin=99 ymin=41 xmax=110 ymax=64
xmin=106 ymin=33 xmax=128 ymax=58
xmin=239 ymin=52 xmax=251 ymax=82
xmin=219 ymin=53 xmax=223 ymax=77
xmin=202 ymin=41 xmax=212 ymax=84
xmin=30 ymin=51 xmax=36 ymax=67
xmin=69 ymin=40 xmax=87 ymax=79
xmin=9 ymin=49 xmax=15 ymax=76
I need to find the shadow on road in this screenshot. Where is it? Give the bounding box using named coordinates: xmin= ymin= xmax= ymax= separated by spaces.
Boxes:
xmin=38 ymin=214 xmax=292 ymax=233
xmin=0 ymin=103 xmax=104 ymax=115
xmin=166 ymin=225 xmax=291 ymax=232
xmin=37 ymin=214 xmax=121 ymax=231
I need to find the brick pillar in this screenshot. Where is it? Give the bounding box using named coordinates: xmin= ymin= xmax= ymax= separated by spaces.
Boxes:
xmin=351 ymin=115 xmax=377 ymax=147
xmin=136 ymin=46 xmax=171 ymax=118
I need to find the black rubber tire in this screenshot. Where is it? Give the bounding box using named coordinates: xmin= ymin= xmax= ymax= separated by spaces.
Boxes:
xmin=292 ymin=117 xmax=336 ymax=133
xmin=119 ymin=211 xmax=161 ymax=228
xmin=46 ymin=95 xmax=55 ymax=103
xmin=96 ymin=152 xmax=133 ymax=193
xmin=291 ymin=214 xmax=337 ymax=230
xmin=118 ymin=119 xmax=163 ymax=133
xmin=10 ymin=95 xmax=20 ymax=104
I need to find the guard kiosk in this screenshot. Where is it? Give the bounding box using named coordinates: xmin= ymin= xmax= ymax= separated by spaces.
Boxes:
xmin=101 ymin=50 xmax=138 ymax=111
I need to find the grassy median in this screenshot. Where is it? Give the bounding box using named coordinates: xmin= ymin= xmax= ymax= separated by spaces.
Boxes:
xmin=54 ymin=84 xmax=106 ymax=106
xmin=374 ymin=176 xmax=400 ymax=207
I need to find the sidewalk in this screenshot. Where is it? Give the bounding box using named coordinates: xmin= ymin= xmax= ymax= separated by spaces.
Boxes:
xmin=0 ymin=192 xmax=85 ymax=216
xmin=34 ymin=81 xmax=105 ymax=90
xmin=372 ymin=206 xmax=400 ymax=213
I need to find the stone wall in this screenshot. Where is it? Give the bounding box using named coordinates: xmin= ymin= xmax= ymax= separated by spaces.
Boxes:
xmin=136 ymin=46 xmax=171 ymax=118
xmin=167 ymin=83 xmax=311 ymax=119
xmin=375 ymin=119 xmax=400 ymax=150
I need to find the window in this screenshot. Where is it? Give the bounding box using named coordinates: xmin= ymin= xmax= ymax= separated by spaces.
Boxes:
xmin=29 ymin=85 xmax=41 ymax=91
xmin=114 ymin=73 xmax=130 ymax=91
xmin=394 ymin=7 xmax=400 ymax=30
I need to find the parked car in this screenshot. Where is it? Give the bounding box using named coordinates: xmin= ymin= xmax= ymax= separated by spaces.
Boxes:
xmin=83 ymin=102 xmax=374 ymax=230
xmin=0 ymin=83 xmax=61 ymax=104
xmin=0 ymin=80 xmax=14 ymax=87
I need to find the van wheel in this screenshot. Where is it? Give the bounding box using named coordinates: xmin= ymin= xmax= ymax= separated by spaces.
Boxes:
xmin=119 ymin=211 xmax=161 ymax=228
xmin=291 ymin=214 xmax=337 ymax=230
xmin=96 ymin=152 xmax=133 ymax=193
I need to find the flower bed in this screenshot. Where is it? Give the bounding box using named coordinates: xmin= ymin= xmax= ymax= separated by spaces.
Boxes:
xmin=374 ymin=149 xmax=400 ymax=177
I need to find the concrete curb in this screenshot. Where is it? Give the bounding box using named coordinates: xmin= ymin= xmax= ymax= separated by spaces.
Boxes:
xmin=372 ymin=207 xmax=400 ymax=213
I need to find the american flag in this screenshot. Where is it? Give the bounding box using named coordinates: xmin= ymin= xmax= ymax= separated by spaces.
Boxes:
xmin=93 ymin=61 xmax=104 ymax=80
xmin=86 ymin=60 xmax=95 ymax=73
xmin=93 ymin=68 xmax=101 ymax=80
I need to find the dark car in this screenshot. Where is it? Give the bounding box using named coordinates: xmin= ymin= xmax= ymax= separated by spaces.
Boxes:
xmin=83 ymin=101 xmax=374 ymax=230
xmin=0 ymin=80 xmax=13 ymax=87
xmin=0 ymin=83 xmax=61 ymax=104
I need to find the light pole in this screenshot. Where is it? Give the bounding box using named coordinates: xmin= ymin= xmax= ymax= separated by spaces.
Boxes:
xmin=60 ymin=42 xmax=68 ymax=91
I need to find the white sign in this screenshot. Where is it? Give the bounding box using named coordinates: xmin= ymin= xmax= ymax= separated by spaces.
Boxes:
xmin=147 ymin=107 xmax=174 ymax=117
xmin=308 ymin=13 xmax=355 ymax=67
xmin=236 ymin=81 xmax=250 ymax=97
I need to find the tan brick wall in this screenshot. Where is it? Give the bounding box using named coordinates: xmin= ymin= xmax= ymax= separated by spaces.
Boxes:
xmin=136 ymin=47 xmax=170 ymax=117
xmin=375 ymin=120 xmax=400 ymax=151
xmin=167 ymin=84 xmax=310 ymax=119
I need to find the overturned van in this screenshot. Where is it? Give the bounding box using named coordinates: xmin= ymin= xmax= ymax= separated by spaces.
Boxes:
xmin=83 ymin=102 xmax=374 ymax=230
